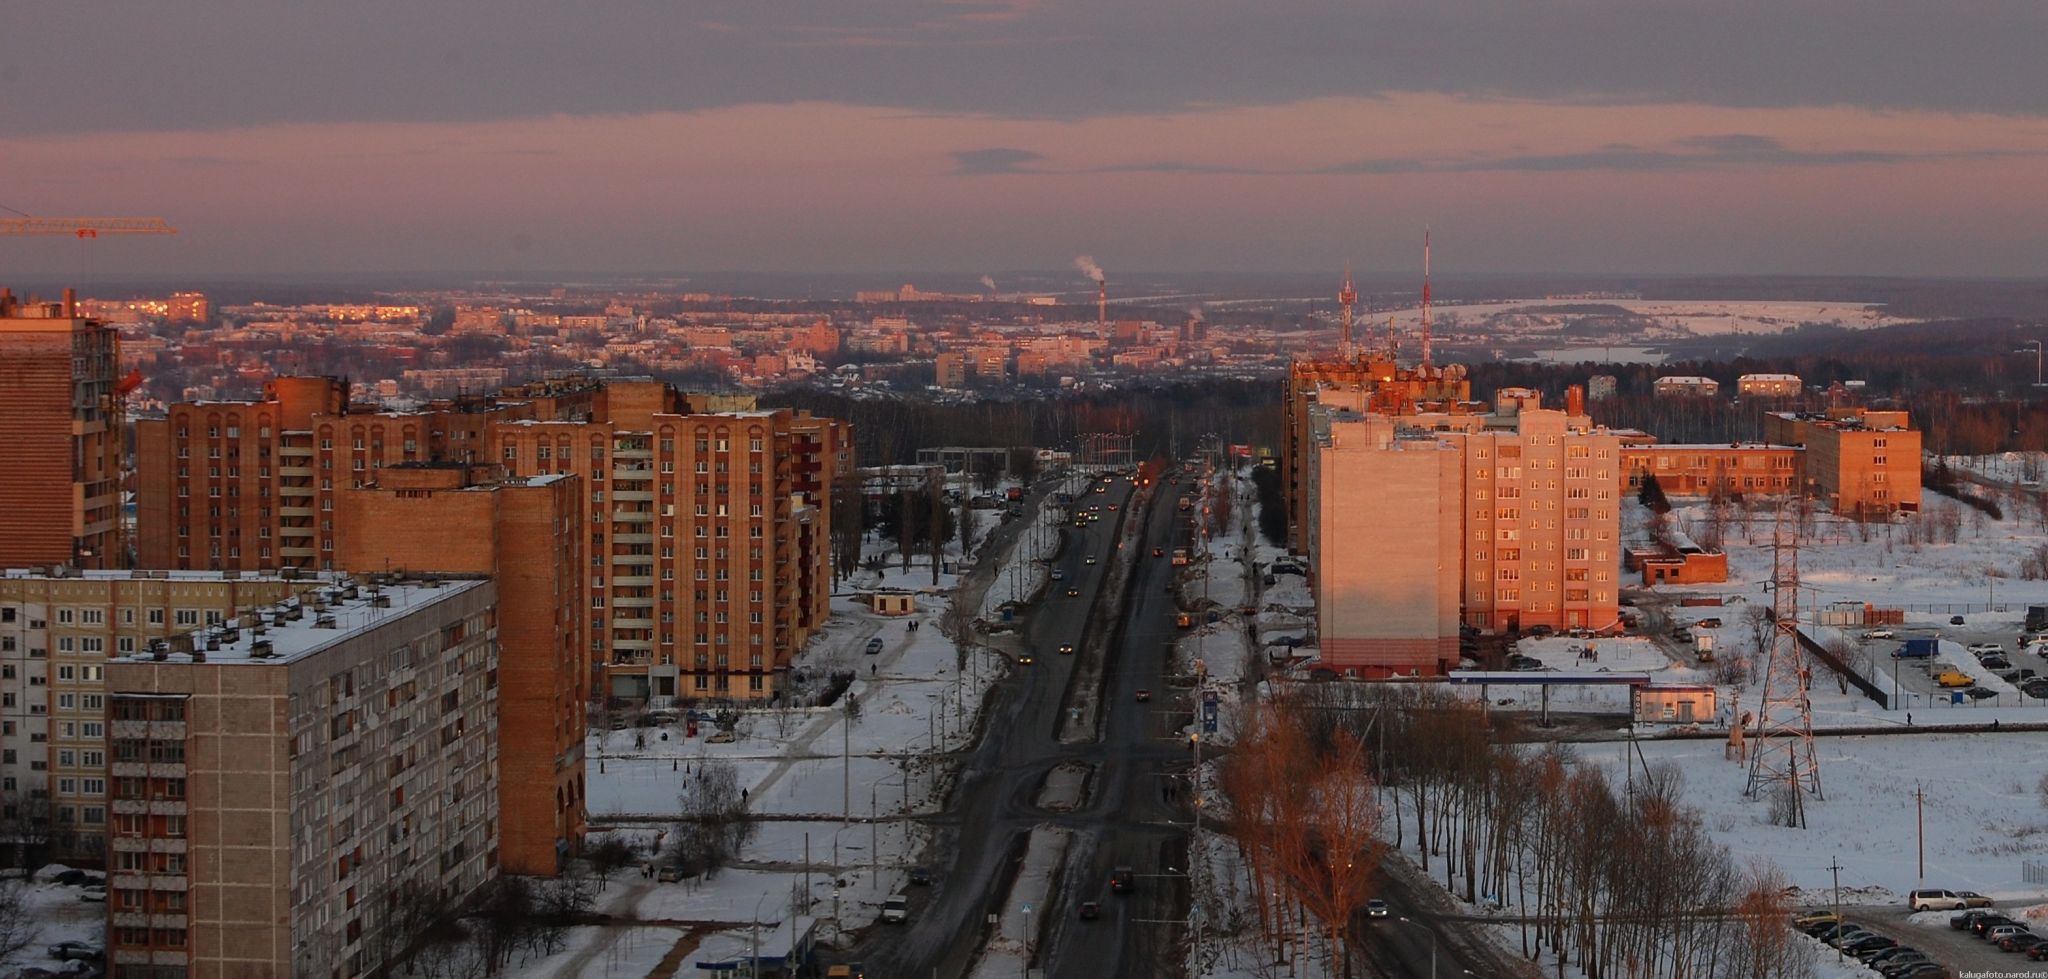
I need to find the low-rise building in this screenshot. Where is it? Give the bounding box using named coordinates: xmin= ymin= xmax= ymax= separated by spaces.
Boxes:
xmin=1621 ymin=444 xmax=1802 ymax=500
xmin=1761 ymin=408 xmax=1921 ymax=516
xmin=1737 ymin=373 xmax=1802 ymax=398
xmin=1652 ymin=376 xmax=1720 ymax=398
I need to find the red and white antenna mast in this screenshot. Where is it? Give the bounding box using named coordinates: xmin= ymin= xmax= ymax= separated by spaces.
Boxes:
xmin=1420 ymin=229 xmax=1434 ymax=370
xmin=1337 ymin=262 xmax=1357 ymax=359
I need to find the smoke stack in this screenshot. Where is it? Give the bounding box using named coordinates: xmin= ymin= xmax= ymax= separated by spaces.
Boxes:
xmin=1566 ymin=384 xmax=1586 ymax=417
xmin=1338 ymin=263 xmax=1357 ymax=359
xmin=1098 ymin=279 xmax=1107 ymax=334
xmin=62 ymin=287 xmax=75 ymax=318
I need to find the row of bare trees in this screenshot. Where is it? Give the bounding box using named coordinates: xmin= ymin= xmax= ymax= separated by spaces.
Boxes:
xmin=1225 ymin=686 xmax=1813 ymax=979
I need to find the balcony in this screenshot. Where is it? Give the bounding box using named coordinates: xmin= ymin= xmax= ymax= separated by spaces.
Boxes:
xmin=610 ymin=617 xmax=655 ymax=630
xmin=610 ymin=553 xmax=654 ymax=566
xmin=612 ymin=533 xmax=654 ymax=545
xmin=613 ymin=575 xmax=654 ymax=587
xmin=277 ymin=484 xmax=314 ymax=498
xmin=613 ymin=489 xmax=654 ymax=502
xmin=612 ymin=594 xmax=655 ymax=608
xmin=280 ymin=506 xmax=314 ymax=518
xmin=279 ymin=465 xmax=313 ymax=478
xmin=612 ymin=511 xmax=653 ymax=524
xmin=278 ymin=444 xmax=314 ymax=458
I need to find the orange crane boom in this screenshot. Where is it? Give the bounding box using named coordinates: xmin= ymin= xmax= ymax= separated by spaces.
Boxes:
xmin=0 ymin=216 xmax=177 ymax=238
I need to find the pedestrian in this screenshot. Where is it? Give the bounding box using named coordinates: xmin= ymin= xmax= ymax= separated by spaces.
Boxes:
xmin=1906 ymin=712 xmax=1913 ymax=727
xmin=1992 ymin=718 xmax=2000 ymax=731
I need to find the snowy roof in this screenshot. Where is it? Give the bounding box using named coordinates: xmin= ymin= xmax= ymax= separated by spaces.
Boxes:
xmin=1739 ymin=373 xmax=1801 ymax=381
xmin=113 ymin=577 xmax=488 ymax=666
xmin=2 ymin=567 xmax=311 ymax=583
xmin=1654 ymin=376 xmax=1717 ymax=385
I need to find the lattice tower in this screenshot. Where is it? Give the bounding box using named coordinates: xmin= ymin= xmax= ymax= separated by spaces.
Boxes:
xmin=1743 ymin=500 xmax=1824 ymax=822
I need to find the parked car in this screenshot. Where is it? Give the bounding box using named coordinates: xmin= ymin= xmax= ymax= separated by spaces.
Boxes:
xmin=1956 ymin=890 xmax=1995 ymax=908
xmin=1933 ymin=671 xmax=1975 ymax=688
xmin=1952 ymin=615 xmax=1967 ymax=625
xmin=1964 ymin=686 xmax=1999 ymax=701
xmin=2028 ymin=941 xmax=2048 ymax=960
xmin=1110 ymin=867 xmax=1135 ymax=893
xmin=2000 ymin=933 xmax=2046 ymax=953
xmin=1794 ymin=910 xmax=1843 ymax=931
xmin=864 ymin=637 xmax=885 ymax=655
xmin=1979 ymin=655 xmax=2012 ymax=670
xmin=1865 ymin=629 xmax=1897 ymax=640
xmin=78 ymin=887 xmax=105 ymax=903
xmin=1971 ymin=914 xmax=2018 ymax=936
xmin=1911 ymin=888 xmax=1973 ymax=911
xmin=1365 ymin=898 xmax=1390 ymax=918
xmin=881 ymin=894 xmax=910 ymax=924
xmin=47 ymin=943 xmax=102 ymax=963
xmin=1844 ymin=935 xmax=1897 ymax=956
xmin=1984 ymin=924 xmax=2030 ymax=944
xmin=907 ymin=867 xmax=932 ymax=886
xmin=1508 ymin=655 xmax=1546 ymax=672
xmin=656 ymin=865 xmax=688 ymax=882
xmin=1828 ymin=927 xmax=1877 ymax=949
xmin=1866 ymin=946 xmax=1926 ymax=967
xmin=1967 ymin=642 xmax=2005 ymax=655
xmin=1953 ymin=909 xmax=1997 ymax=929
xmin=1877 ymin=957 xmax=1939 ymax=978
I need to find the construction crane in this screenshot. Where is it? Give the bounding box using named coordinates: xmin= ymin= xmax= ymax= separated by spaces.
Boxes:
xmin=0 ymin=215 xmax=176 ymax=238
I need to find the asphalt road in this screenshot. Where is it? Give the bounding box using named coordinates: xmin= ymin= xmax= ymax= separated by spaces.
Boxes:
xmin=854 ymin=471 xmax=1170 ymax=978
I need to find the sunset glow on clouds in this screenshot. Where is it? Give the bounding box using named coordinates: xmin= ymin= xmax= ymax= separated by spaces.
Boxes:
xmin=3 ymin=2 xmax=2045 ymax=276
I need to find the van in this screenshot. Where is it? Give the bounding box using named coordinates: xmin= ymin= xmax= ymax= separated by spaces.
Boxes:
xmin=1934 ymin=671 xmax=1975 ymax=688
xmin=882 ymin=894 xmax=910 ymax=923
xmin=1909 ymin=888 xmax=1968 ymax=911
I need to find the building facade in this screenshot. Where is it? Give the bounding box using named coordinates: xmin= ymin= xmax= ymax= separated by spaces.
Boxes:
xmin=1762 ymin=408 xmax=1922 ymax=515
xmin=136 ymin=376 xmax=851 ymax=702
xmin=0 ymin=289 xmax=123 ymax=569
xmin=1282 ymin=354 xmax=1475 ymax=553
xmin=1620 ymin=444 xmax=1803 ymax=500
xmin=0 ymin=571 xmax=315 ymax=864
xmin=336 ymin=465 xmax=585 ymax=875
xmin=104 ymin=578 xmax=499 ymax=978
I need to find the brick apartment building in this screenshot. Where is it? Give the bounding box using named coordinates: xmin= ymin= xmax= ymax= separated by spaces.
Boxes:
xmin=336 ymin=464 xmax=585 ymax=874
xmin=136 ymin=375 xmax=852 ymax=703
xmin=1621 ymin=444 xmax=1803 ymax=500
xmin=0 ymin=289 xmax=124 ymax=569
xmin=105 ymin=578 xmax=499 ymax=978
xmin=1762 ymin=408 xmax=1922 ymax=516
xmin=1302 ymin=390 xmax=1622 ymax=675
xmin=0 ymin=570 xmax=317 ymax=864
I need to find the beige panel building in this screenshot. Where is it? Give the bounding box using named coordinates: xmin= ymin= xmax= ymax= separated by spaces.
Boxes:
xmin=0 ymin=570 xmax=316 ymax=864
xmin=1457 ymin=408 xmax=1624 ymax=634
xmin=105 ymin=577 xmax=499 ymax=978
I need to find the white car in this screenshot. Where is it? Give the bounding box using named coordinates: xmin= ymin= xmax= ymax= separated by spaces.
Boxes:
xmin=1864 ymin=629 xmax=1896 ymax=640
xmin=1967 ymin=642 xmax=2004 ymax=656
xmin=882 ymin=894 xmax=910 ymax=923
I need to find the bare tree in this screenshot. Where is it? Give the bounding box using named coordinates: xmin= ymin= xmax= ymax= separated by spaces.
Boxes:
xmin=0 ymin=876 xmax=36 ymax=962
xmin=672 ymin=758 xmax=757 ymax=877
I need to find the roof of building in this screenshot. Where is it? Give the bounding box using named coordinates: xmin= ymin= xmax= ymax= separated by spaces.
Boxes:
xmin=114 ymin=576 xmax=489 ymax=666
xmin=1654 ymin=375 xmax=1718 ymax=385
xmin=1739 ymin=373 xmax=1801 ymax=381
xmin=2 ymin=567 xmax=312 ymax=583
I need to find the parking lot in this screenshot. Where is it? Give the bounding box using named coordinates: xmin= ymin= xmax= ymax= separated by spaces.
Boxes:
xmin=1843 ymin=906 xmax=2038 ymax=974
xmin=1853 ymin=622 xmax=2048 ymax=709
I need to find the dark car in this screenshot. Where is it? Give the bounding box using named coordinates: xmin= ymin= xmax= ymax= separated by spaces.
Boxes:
xmin=1058 ymin=643 xmax=1075 ymax=655
xmin=1508 ymin=655 xmax=1546 ymax=671
xmin=1065 ymin=587 xmax=1080 ymax=597
xmin=1964 ymin=687 xmax=1998 ymax=701
xmin=1078 ymin=900 xmax=1101 ymax=920
xmin=47 ymin=943 xmax=103 ymax=962
xmin=1954 ymin=909 xmax=1996 ymax=930
xmin=1134 ymin=689 xmax=1151 ymax=702
xmin=1844 ymin=935 xmax=1897 ymax=956
xmin=1152 ymin=547 xmax=1164 ymax=557
xmin=1980 ymin=655 xmax=2012 ymax=670
xmin=907 ymin=867 xmax=932 ymax=886
xmin=1971 ymin=914 xmax=2017 ymax=936
xmin=1110 ymin=867 xmax=1135 ymax=893
xmin=1952 ymin=615 xmax=1967 ymax=625
xmin=2028 ymin=941 xmax=2048 ymax=960
xmin=1017 ymin=652 xmax=1034 ymax=666
xmin=1998 ymin=932 xmax=2043 ymax=953
xmin=1877 ymin=958 xmax=1939 ymax=978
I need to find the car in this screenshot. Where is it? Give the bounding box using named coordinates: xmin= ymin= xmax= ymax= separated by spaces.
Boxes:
xmin=1886 ymin=966 xmax=1947 ymax=979
xmin=1866 ymin=946 xmax=1924 ymax=966
xmin=1866 ymin=629 xmax=1897 ymax=640
xmin=1844 ymin=935 xmax=1897 ymax=956
xmin=1152 ymin=547 xmax=1165 ymax=557
xmin=1107 ymin=504 xmax=1120 ymax=512
xmin=1968 ymin=642 xmax=2005 ymax=655
xmin=1827 ymin=927 xmax=1877 ymax=949
xmin=1696 ymin=617 xmax=1723 ymax=629
xmin=1794 ymin=910 xmax=1843 ymax=930
xmin=1017 ymin=652 xmax=1034 ymax=665
xmin=1058 ymin=643 xmax=1075 ymax=655
xmin=1134 ymin=689 xmax=1151 ymax=702
xmin=47 ymin=943 xmax=102 ymax=963
xmin=1876 ymin=957 xmax=1939 ymax=978
xmin=1964 ymin=686 xmax=1999 ymax=701
xmin=2002 ymin=933 xmax=2047 ymax=954
xmin=1933 ymin=671 xmax=1975 ymax=688
xmin=2024 ymin=679 xmax=2048 ymax=699
xmin=1050 ymin=569 xmax=1066 ymax=581
xmin=78 ymin=887 xmax=105 ymax=903
xmin=907 ymin=867 xmax=932 ymax=886
xmin=1508 ymin=655 xmax=1546 ymax=672
xmin=1528 ymin=625 xmax=1554 ymax=637
xmin=1065 ymin=587 xmax=1081 ymax=597
xmin=656 ymin=865 xmax=689 ymax=882
xmin=1365 ymin=898 xmax=1390 ymax=918
xmin=881 ymin=894 xmax=910 ymax=924
xmin=2029 ymin=941 xmax=2048 ymax=961
xmin=1972 ymin=914 xmax=2018 ymax=936
xmin=1094 ymin=485 xmax=1106 ymax=493
xmin=1078 ymin=900 xmax=1101 ymax=920
xmin=864 ymin=637 xmax=885 ymax=655
xmin=1910 ymin=888 xmax=1972 ymax=911
xmin=1110 ymin=867 xmax=1135 ymax=893
xmin=1084 ymin=555 xmax=1098 ymax=565
xmin=1952 ymin=615 xmax=1968 ymax=625
xmin=1953 ymin=909 xmax=1996 ymax=929
xmin=1980 ymin=655 xmax=2012 ymax=670
xmin=1985 ymin=924 xmax=2030 ymax=944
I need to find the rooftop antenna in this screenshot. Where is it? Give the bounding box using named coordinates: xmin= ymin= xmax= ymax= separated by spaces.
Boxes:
xmin=1337 ymin=262 xmax=1357 ymax=360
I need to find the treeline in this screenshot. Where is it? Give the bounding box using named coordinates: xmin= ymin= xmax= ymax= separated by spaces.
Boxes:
xmin=1242 ymin=685 xmax=1814 ymax=979
xmin=767 ymin=377 xmax=1284 ymax=466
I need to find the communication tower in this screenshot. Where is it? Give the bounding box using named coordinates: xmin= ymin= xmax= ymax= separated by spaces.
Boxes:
xmin=1743 ymin=498 xmax=1824 ymax=823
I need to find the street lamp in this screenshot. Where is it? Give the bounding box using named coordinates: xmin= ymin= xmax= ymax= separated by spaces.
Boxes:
xmin=2015 ymin=339 xmax=2048 ymax=387
xmin=1392 ymin=916 xmax=1477 ymax=979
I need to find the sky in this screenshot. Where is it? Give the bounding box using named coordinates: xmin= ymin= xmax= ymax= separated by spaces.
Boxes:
xmin=5 ymin=1 xmax=2048 ymax=280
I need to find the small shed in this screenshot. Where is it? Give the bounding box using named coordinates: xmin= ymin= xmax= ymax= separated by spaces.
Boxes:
xmin=864 ymin=591 xmax=916 ymax=616
xmin=1632 ymin=684 xmax=1717 ymax=725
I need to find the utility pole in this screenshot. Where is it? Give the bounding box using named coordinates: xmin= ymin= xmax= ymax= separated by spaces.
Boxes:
xmin=1916 ymin=785 xmax=1925 ymax=881
xmin=1829 ymin=856 xmax=1844 ymax=964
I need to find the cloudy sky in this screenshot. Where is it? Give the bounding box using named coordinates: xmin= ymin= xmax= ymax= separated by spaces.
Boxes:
xmin=5 ymin=1 xmax=2047 ymax=279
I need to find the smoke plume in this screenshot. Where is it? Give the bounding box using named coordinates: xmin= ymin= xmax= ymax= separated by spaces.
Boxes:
xmin=980 ymin=274 xmax=998 ymax=293
xmin=1072 ymin=255 xmax=1105 ymax=283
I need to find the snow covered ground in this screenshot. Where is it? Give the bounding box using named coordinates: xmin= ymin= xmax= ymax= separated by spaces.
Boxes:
xmin=0 ymin=867 xmax=109 ymax=977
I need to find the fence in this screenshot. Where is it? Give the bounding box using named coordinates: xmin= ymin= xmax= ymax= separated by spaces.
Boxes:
xmin=2025 ymin=860 xmax=2048 ymax=886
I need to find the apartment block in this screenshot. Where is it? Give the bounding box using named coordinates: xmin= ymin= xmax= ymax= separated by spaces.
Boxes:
xmin=136 ymin=375 xmax=850 ymax=701
xmin=491 ymin=380 xmax=851 ymax=702
xmin=0 ymin=570 xmax=316 ymax=864
xmin=336 ymin=464 xmax=585 ymax=875
xmin=1304 ymin=412 xmax=1462 ymax=676
xmin=1301 ymin=393 xmax=1624 ymax=673
xmin=0 ymin=289 xmax=124 ymax=569
xmin=1762 ymin=408 xmax=1922 ymax=516
xmin=1281 ymin=354 xmax=1475 ymax=552
xmin=104 ymin=577 xmax=499 ymax=978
